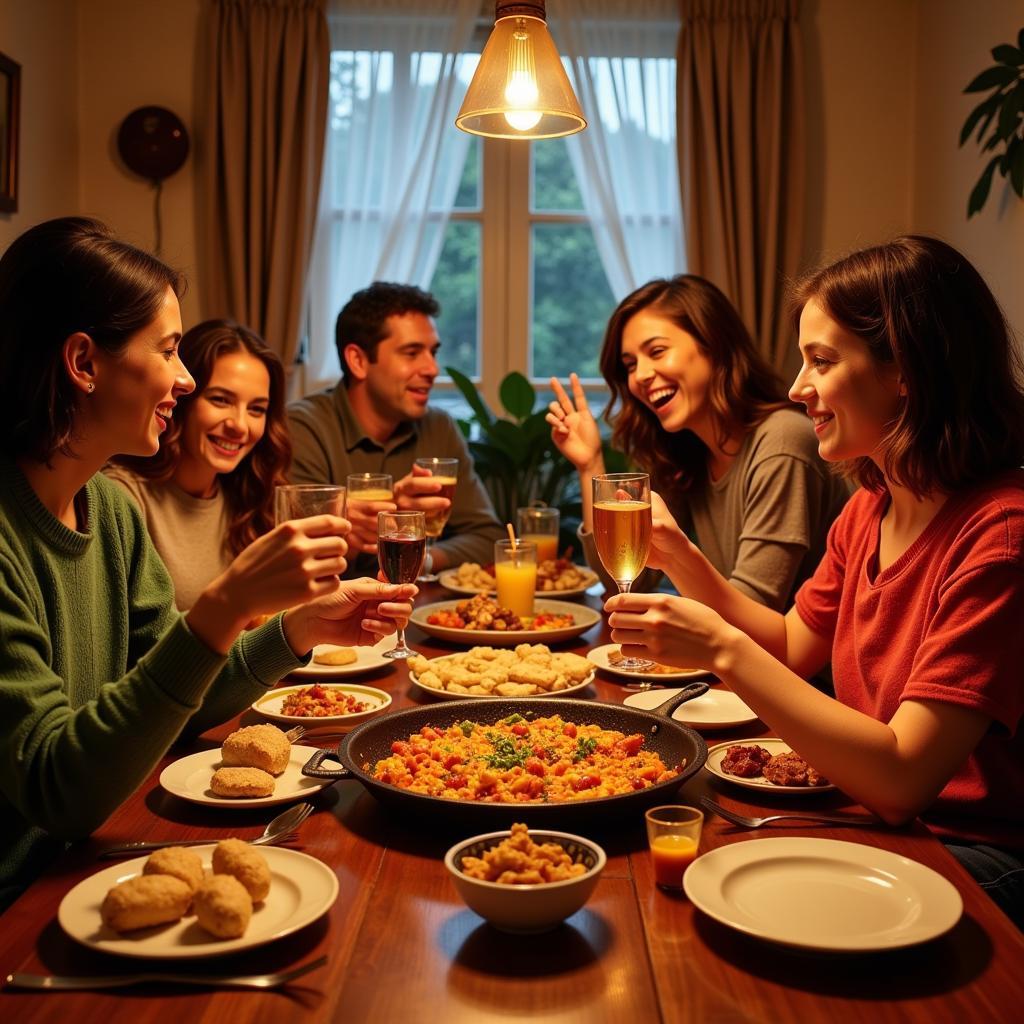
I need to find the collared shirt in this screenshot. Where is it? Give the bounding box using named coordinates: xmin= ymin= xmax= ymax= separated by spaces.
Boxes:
xmin=287 ymin=384 xmax=504 ymax=577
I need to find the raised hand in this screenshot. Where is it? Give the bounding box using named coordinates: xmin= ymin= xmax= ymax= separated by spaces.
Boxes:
xmin=393 ymin=463 xmax=450 ymax=520
xmin=345 ymin=496 xmax=397 ymax=558
xmin=545 ymin=373 xmax=603 ymax=472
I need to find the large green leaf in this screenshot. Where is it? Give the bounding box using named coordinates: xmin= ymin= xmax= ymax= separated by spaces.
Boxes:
xmin=521 ymin=409 xmax=554 ymax=444
xmin=445 ymin=366 xmax=493 ymax=428
xmin=968 ymin=155 xmax=1002 ymax=217
xmin=499 ymin=372 xmax=536 ymax=421
xmin=965 ymin=65 xmax=1018 ymax=92
xmin=483 ymin=418 xmax=529 ymax=464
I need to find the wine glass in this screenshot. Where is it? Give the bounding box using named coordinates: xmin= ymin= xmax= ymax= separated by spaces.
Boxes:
xmin=377 ymin=510 xmax=425 ymax=660
xmin=413 ymin=457 xmax=458 ymax=582
xmin=592 ymin=472 xmax=653 ymax=671
xmin=274 ymin=484 xmax=347 ymax=525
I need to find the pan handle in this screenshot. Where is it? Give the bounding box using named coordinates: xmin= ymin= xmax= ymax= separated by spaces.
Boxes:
xmin=651 ymin=681 xmax=710 ymax=719
xmin=301 ymin=747 xmax=352 ymax=781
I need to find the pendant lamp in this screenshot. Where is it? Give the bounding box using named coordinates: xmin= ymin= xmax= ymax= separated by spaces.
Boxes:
xmin=455 ymin=1 xmax=586 ymax=140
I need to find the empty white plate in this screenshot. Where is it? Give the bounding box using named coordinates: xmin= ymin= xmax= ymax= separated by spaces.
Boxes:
xmin=684 ymin=837 xmax=962 ymax=951
xmin=624 ymin=687 xmax=758 ymax=729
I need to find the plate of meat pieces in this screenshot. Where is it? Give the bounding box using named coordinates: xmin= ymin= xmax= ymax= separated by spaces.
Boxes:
xmin=704 ymin=738 xmax=835 ymax=793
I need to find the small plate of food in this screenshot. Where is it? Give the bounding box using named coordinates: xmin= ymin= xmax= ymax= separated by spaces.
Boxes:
xmin=410 ymin=596 xmax=601 ymax=646
xmin=160 ymin=724 xmax=334 ymax=807
xmin=439 ymin=559 xmax=599 ymax=599
xmin=408 ymin=645 xmax=595 ymax=699
xmin=587 ymin=643 xmax=709 ymax=682
xmin=288 ymin=636 xmax=392 ymax=678
xmin=703 ymin=738 xmax=836 ymax=793
xmin=58 ymin=844 xmax=338 ymax=959
xmin=624 ymin=686 xmax=757 ymax=730
xmin=252 ymin=683 xmax=392 ymax=728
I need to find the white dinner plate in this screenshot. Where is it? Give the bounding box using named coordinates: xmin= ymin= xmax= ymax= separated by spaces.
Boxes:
xmin=251 ymin=683 xmax=392 ymax=728
xmin=58 ymin=845 xmax=339 ymax=959
xmin=624 ymin=687 xmax=758 ymax=729
xmin=703 ymin=738 xmax=836 ymax=794
xmin=437 ymin=565 xmax=599 ymax=599
xmin=159 ymin=745 xmax=334 ymax=808
xmin=410 ymin=599 xmax=601 ymax=647
xmin=288 ymin=637 xmax=393 ymax=678
xmin=409 ymin=653 xmax=596 ymax=700
xmin=587 ymin=643 xmax=709 ymax=682
xmin=684 ymin=837 xmax=962 ymax=952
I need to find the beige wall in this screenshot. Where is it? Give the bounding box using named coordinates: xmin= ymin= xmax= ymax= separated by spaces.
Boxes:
xmin=911 ymin=0 xmax=1024 ymax=343
xmin=0 ymin=0 xmax=79 ymax=251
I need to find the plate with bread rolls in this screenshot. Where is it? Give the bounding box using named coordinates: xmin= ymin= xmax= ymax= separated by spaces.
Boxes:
xmin=159 ymin=724 xmax=335 ymax=807
xmin=58 ymin=843 xmax=338 ymax=958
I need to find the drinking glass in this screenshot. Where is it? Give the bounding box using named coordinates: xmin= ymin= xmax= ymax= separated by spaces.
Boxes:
xmin=494 ymin=539 xmax=537 ymax=617
xmin=377 ymin=510 xmax=425 ymax=660
xmin=274 ymin=484 xmax=347 ymax=525
xmin=592 ymin=472 xmax=653 ymax=670
xmin=414 ymin=457 xmax=459 ymax=581
xmin=346 ymin=473 xmax=394 ymax=504
xmin=645 ymin=805 xmax=704 ymax=889
xmin=517 ymin=505 xmax=560 ymax=564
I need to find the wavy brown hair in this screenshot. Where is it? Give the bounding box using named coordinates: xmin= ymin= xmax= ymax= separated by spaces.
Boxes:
xmin=115 ymin=320 xmax=291 ymax=556
xmin=599 ymin=275 xmax=790 ymax=506
xmin=791 ymin=236 xmax=1024 ymax=497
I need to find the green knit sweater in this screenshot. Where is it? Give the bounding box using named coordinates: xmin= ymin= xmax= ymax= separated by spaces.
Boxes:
xmin=0 ymin=454 xmax=305 ymax=901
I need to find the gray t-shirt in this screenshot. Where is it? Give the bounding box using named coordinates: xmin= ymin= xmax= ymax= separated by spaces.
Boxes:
xmin=582 ymin=408 xmax=850 ymax=610
xmin=287 ymin=384 xmax=504 ymax=577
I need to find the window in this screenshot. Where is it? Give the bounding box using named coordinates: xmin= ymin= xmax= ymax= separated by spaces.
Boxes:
xmin=307 ymin=3 xmax=681 ymax=416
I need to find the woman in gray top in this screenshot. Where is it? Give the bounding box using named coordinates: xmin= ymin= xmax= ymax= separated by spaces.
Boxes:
xmin=547 ymin=275 xmax=848 ymax=611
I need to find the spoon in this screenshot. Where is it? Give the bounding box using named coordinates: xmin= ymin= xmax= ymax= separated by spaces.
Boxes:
xmin=98 ymin=801 xmax=314 ymax=859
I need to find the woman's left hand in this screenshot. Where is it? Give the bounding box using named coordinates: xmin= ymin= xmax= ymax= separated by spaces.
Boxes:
xmin=282 ymin=578 xmax=417 ymax=655
xmin=604 ymin=591 xmax=732 ymax=670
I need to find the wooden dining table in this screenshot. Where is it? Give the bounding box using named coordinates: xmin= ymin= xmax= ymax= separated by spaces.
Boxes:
xmin=2 ymin=583 xmax=1023 ymax=1023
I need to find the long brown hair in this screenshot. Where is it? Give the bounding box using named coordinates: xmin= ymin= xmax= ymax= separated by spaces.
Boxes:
xmin=791 ymin=236 xmax=1024 ymax=497
xmin=599 ymin=275 xmax=789 ymax=504
xmin=0 ymin=217 xmax=183 ymax=462
xmin=116 ymin=319 xmax=291 ymax=556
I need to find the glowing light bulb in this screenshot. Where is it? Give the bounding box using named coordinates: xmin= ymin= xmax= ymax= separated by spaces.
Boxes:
xmin=503 ymin=23 xmax=541 ymax=132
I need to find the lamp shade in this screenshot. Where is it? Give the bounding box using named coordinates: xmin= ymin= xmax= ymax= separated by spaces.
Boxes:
xmin=455 ymin=2 xmax=586 ymax=140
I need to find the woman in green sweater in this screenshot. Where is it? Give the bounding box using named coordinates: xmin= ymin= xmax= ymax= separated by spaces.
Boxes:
xmin=0 ymin=217 xmax=414 ymax=907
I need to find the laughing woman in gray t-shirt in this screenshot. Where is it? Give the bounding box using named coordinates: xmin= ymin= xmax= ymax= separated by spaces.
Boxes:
xmin=547 ymin=275 xmax=848 ymax=611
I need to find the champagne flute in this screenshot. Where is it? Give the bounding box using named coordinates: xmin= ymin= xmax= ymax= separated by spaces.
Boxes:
xmin=592 ymin=472 xmax=654 ymax=671
xmin=377 ymin=510 xmax=425 ymax=660
xmin=414 ymin=457 xmax=458 ymax=582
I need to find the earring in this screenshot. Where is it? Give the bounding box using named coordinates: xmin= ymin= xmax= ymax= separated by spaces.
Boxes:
xmin=87 ymin=382 xmax=95 ymax=393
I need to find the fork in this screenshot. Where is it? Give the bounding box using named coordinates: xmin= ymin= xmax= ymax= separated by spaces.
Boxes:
xmin=700 ymin=796 xmax=877 ymax=830
xmin=284 ymin=724 xmax=306 ymax=742
xmin=5 ymin=955 xmax=328 ymax=991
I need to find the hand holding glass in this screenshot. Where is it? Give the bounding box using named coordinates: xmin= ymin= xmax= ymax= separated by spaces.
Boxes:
xmin=414 ymin=457 xmax=458 ymax=581
xmin=377 ymin=510 xmax=425 ymax=659
xmin=274 ymin=484 xmax=347 ymax=525
xmin=645 ymin=805 xmax=704 ymax=889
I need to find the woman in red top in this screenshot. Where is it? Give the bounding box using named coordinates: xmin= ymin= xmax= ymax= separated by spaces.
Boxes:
xmin=606 ymin=236 xmax=1024 ymax=929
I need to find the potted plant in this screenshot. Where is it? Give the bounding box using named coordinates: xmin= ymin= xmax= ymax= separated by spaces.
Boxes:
xmin=960 ymin=29 xmax=1024 ymax=216
xmin=446 ymin=368 xmax=626 ymax=554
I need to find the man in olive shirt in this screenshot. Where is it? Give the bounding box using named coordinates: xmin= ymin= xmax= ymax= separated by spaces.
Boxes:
xmin=288 ymin=282 xmax=504 ymax=579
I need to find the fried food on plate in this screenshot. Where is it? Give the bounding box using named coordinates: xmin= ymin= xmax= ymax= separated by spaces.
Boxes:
xmin=212 ymin=838 xmax=271 ymax=902
xmin=142 ymin=846 xmax=204 ymax=893
xmin=100 ymin=874 xmax=192 ymax=933
xmin=211 ymin=766 xmax=276 ymax=798
xmin=221 ymin=723 xmax=291 ymax=775
xmin=721 ymin=743 xmax=772 ymax=778
xmin=763 ymin=750 xmax=829 ymax=787
xmin=193 ymin=874 xmax=253 ymax=939
xmin=313 ymin=646 xmax=358 ymax=666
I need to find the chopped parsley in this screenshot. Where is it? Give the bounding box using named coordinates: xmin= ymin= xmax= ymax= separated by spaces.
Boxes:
xmin=572 ymin=736 xmax=598 ymax=763
xmin=483 ymin=735 xmax=531 ymax=771
xmin=500 ymin=713 xmax=526 ymax=725
xmin=458 ymin=721 xmax=475 ymax=737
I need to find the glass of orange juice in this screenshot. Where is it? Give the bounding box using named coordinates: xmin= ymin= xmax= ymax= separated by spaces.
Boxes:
xmin=645 ymin=805 xmax=704 ymax=889
xmin=494 ymin=539 xmax=537 ymax=617
xmin=517 ymin=506 xmax=560 ymax=564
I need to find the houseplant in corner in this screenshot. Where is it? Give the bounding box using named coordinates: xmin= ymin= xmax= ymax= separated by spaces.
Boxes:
xmin=960 ymin=28 xmax=1024 ymax=216
xmin=446 ymin=367 xmax=626 ymax=554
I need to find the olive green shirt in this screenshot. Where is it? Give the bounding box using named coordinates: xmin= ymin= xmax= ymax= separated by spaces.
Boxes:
xmin=287 ymin=385 xmax=504 ymax=577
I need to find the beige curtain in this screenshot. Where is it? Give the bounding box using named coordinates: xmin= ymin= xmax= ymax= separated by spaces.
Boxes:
xmin=676 ymin=0 xmax=803 ymax=371
xmin=199 ymin=0 xmax=329 ymax=364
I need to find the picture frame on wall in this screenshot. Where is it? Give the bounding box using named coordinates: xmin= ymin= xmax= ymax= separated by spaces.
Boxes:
xmin=0 ymin=51 xmax=20 ymax=214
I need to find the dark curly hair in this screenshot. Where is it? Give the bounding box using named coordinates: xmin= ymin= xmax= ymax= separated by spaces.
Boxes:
xmin=336 ymin=281 xmax=440 ymax=381
xmin=599 ymin=275 xmax=789 ymax=507
xmin=115 ymin=319 xmax=291 ymax=557
xmin=0 ymin=217 xmax=184 ymax=461
xmin=791 ymin=235 xmax=1024 ymax=497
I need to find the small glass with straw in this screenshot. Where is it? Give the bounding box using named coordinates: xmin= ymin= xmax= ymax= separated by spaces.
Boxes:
xmin=494 ymin=524 xmax=537 ymax=618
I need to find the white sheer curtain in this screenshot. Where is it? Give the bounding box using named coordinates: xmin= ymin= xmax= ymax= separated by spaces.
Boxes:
xmin=304 ymin=0 xmax=478 ymax=391
xmin=551 ymin=0 xmax=684 ymax=300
